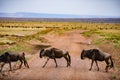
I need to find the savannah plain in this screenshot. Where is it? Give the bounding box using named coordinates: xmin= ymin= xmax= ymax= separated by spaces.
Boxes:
xmin=0 ymin=19 xmax=120 ymax=80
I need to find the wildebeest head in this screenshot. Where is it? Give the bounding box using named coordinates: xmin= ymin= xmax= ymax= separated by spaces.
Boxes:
xmin=81 ymin=49 xmax=86 ymax=59
xmin=40 ymin=49 xmax=45 ymax=58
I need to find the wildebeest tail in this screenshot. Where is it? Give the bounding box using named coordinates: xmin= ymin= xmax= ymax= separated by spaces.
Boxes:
xmin=110 ymin=56 xmax=114 ymax=68
xmin=67 ymin=51 xmax=71 ymax=65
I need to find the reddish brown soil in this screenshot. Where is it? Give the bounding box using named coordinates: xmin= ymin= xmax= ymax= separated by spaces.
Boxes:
xmin=1 ymin=30 xmax=112 ymax=80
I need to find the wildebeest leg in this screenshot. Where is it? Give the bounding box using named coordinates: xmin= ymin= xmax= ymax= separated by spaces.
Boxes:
xmin=64 ymin=56 xmax=69 ymax=67
xmin=67 ymin=53 xmax=71 ymax=66
xmin=105 ymin=59 xmax=110 ymax=72
xmin=43 ymin=58 xmax=49 ymax=68
xmin=24 ymin=59 xmax=29 ymax=68
xmin=53 ymin=58 xmax=58 ymax=68
xmin=89 ymin=60 xmax=94 ymax=71
xmin=23 ymin=60 xmax=27 ymax=67
xmin=0 ymin=63 xmax=5 ymax=72
xmin=22 ymin=52 xmax=29 ymax=68
xmin=19 ymin=60 xmax=23 ymax=69
xmin=9 ymin=62 xmax=12 ymax=71
xmin=26 ymin=61 xmax=29 ymax=68
xmin=95 ymin=61 xmax=99 ymax=71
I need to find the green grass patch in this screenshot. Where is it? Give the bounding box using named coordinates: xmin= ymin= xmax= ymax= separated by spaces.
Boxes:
xmin=82 ymin=30 xmax=120 ymax=50
xmin=0 ymin=43 xmax=31 ymax=55
xmin=82 ymin=30 xmax=98 ymax=37
xmin=93 ymin=38 xmax=104 ymax=45
xmin=96 ymin=30 xmax=120 ymax=44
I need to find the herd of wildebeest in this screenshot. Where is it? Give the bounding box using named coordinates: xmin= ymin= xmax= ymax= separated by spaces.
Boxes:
xmin=0 ymin=47 xmax=114 ymax=72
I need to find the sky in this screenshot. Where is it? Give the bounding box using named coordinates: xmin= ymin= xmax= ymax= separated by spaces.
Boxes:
xmin=0 ymin=0 xmax=120 ymax=17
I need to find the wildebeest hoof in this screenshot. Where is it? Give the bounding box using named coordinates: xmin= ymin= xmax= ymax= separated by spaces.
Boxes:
xmin=27 ymin=66 xmax=30 ymax=68
xmin=55 ymin=66 xmax=58 ymax=68
xmin=42 ymin=66 xmax=45 ymax=68
xmin=67 ymin=66 xmax=71 ymax=68
xmin=89 ymin=69 xmax=91 ymax=71
xmin=69 ymin=64 xmax=71 ymax=67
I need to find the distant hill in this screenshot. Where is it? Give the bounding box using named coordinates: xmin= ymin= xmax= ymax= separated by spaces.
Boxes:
xmin=0 ymin=12 xmax=120 ymax=18
xmin=0 ymin=17 xmax=120 ymax=23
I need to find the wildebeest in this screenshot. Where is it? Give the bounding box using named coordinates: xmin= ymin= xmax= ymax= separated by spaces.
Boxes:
xmin=40 ymin=47 xmax=71 ymax=68
xmin=81 ymin=49 xmax=114 ymax=72
xmin=0 ymin=51 xmax=29 ymax=71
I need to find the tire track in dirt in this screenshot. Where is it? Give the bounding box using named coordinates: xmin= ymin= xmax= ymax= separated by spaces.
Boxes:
xmin=6 ymin=30 xmax=111 ymax=80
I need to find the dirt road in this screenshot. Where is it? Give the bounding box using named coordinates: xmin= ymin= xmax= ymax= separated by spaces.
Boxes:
xmin=2 ymin=30 xmax=111 ymax=80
